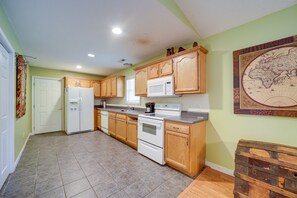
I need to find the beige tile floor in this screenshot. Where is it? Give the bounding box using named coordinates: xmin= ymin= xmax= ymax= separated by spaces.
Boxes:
xmin=0 ymin=131 xmax=192 ymax=198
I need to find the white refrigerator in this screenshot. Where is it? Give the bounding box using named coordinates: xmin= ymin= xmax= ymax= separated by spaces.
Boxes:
xmin=65 ymin=87 xmax=94 ymax=134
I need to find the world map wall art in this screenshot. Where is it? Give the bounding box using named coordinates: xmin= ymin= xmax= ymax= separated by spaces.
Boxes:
xmin=233 ymin=35 xmax=297 ymax=117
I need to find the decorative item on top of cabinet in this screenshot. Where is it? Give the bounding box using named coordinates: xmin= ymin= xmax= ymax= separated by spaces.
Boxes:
xmin=91 ymin=80 xmax=101 ymax=98
xmin=173 ymin=47 xmax=207 ymax=94
xmin=126 ymin=115 xmax=138 ymax=150
xmin=165 ymin=120 xmax=206 ymax=177
xmin=135 ymin=67 xmax=148 ymax=96
xmin=115 ymin=113 xmax=127 ymax=143
xmin=108 ymin=112 xmax=116 ymax=137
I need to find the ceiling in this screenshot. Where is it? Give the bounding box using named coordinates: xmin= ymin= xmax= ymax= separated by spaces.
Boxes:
xmin=1 ymin=0 xmax=296 ymax=76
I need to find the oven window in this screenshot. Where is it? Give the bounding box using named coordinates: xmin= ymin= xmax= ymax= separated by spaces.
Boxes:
xmin=143 ymin=123 xmax=157 ymax=135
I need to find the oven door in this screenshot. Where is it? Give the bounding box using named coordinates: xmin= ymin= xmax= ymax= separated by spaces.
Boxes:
xmin=138 ymin=117 xmax=164 ymax=148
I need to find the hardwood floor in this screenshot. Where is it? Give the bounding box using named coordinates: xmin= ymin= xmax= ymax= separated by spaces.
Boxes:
xmin=178 ymin=167 xmax=234 ymax=198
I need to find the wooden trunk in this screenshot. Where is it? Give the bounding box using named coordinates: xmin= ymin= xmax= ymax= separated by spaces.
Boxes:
xmin=234 ymin=140 xmax=297 ymax=198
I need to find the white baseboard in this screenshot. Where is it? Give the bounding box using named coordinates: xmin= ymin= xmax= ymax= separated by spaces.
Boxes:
xmin=14 ymin=133 xmax=32 ymax=169
xmin=205 ymin=161 xmax=234 ymax=176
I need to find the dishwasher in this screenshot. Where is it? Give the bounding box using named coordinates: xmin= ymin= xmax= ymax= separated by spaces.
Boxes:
xmin=101 ymin=111 xmax=109 ymax=134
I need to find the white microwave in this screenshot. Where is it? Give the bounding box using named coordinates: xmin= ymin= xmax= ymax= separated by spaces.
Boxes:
xmin=147 ymin=76 xmax=176 ymax=97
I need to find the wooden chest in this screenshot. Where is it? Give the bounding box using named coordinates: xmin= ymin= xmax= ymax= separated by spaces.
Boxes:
xmin=234 ymin=140 xmax=297 ymax=198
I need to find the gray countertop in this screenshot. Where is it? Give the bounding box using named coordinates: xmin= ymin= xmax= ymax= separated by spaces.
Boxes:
xmin=96 ymin=106 xmax=208 ymax=124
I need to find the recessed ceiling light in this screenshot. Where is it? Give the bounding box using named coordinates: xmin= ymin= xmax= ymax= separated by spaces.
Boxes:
xmin=88 ymin=53 xmax=95 ymax=57
xmin=76 ymin=65 xmax=82 ymax=69
xmin=112 ymin=27 xmax=122 ymax=35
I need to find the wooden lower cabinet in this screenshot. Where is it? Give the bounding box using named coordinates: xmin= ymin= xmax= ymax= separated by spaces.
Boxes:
xmin=126 ymin=115 xmax=138 ymax=150
xmin=165 ymin=121 xmax=206 ymax=177
xmin=97 ymin=110 xmax=101 ymax=130
xmin=108 ymin=112 xmax=116 ymax=137
xmin=115 ymin=114 xmax=127 ymax=142
xmin=94 ymin=109 xmax=98 ymax=130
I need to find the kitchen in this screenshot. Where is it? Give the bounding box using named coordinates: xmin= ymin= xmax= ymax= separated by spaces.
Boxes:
xmin=0 ymin=1 xmax=297 ymax=198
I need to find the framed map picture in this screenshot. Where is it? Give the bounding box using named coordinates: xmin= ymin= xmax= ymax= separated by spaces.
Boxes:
xmin=233 ymin=35 xmax=297 ymax=117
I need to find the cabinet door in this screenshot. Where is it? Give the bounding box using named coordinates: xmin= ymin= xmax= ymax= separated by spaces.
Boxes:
xmin=147 ymin=64 xmax=159 ymax=79
xmin=173 ymin=52 xmax=198 ymax=93
xmin=116 ymin=119 xmax=126 ymax=142
xmin=65 ymin=77 xmax=79 ymax=87
xmin=159 ymin=60 xmax=173 ymax=77
xmin=94 ymin=109 xmax=98 ymax=130
xmin=108 ymin=118 xmax=116 ymax=137
xmin=111 ymin=77 xmax=117 ymax=97
xmin=80 ymin=79 xmax=91 ymax=88
xmin=106 ymin=79 xmax=112 ymax=97
xmin=165 ymin=130 xmax=189 ymax=172
xmin=91 ymin=80 xmax=101 ymax=97
xmin=101 ymin=80 xmax=107 ymax=97
xmin=97 ymin=112 xmax=101 ymax=129
xmin=135 ymin=68 xmax=147 ymax=96
xmin=126 ymin=120 xmax=138 ymax=149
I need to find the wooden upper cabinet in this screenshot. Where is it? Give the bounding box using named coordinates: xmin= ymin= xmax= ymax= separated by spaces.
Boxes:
xmin=91 ymin=80 xmax=101 ymax=97
xmin=100 ymin=76 xmax=124 ymax=98
xmin=111 ymin=77 xmax=117 ymax=97
xmin=173 ymin=50 xmax=206 ymax=94
xmin=106 ymin=78 xmax=112 ymax=97
xmin=147 ymin=64 xmax=159 ymax=79
xmin=101 ymin=80 xmax=107 ymax=97
xmin=65 ymin=77 xmax=91 ymax=88
xmin=135 ymin=68 xmax=147 ymax=96
xmin=80 ymin=79 xmax=91 ymax=88
xmin=159 ymin=59 xmax=173 ymax=77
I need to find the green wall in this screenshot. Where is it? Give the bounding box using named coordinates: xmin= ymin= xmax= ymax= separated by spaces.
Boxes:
xmin=0 ymin=5 xmax=31 ymax=160
xmin=108 ymin=5 xmax=297 ymax=170
xmin=200 ymin=5 xmax=297 ymax=169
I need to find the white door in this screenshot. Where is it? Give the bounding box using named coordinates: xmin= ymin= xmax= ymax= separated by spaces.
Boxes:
xmin=0 ymin=43 xmax=9 ymax=188
xmin=79 ymin=88 xmax=94 ymax=131
xmin=34 ymin=78 xmax=63 ymax=134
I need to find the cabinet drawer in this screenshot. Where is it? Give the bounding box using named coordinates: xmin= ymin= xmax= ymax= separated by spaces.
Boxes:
xmin=116 ymin=113 xmax=127 ymax=120
xmin=109 ymin=112 xmax=116 ymax=118
xmin=166 ymin=122 xmax=189 ymax=134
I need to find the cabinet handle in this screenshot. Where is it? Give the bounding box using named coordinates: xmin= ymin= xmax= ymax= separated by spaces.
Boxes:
xmin=186 ymin=138 xmax=189 ymax=146
xmin=173 ymin=126 xmax=180 ymax=130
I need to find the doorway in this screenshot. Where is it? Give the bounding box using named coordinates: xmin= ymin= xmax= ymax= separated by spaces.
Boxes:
xmin=32 ymin=77 xmax=64 ymax=134
xmin=0 ymin=29 xmax=15 ymax=189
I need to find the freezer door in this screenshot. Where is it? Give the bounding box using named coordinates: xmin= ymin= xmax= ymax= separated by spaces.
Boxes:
xmin=65 ymin=87 xmax=80 ymax=133
xmin=79 ymin=88 xmax=94 ymax=131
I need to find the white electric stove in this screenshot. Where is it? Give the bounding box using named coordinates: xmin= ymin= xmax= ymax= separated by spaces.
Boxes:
xmin=138 ymin=103 xmax=182 ymax=165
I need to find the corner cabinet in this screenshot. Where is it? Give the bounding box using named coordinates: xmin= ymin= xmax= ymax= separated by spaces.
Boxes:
xmin=135 ymin=68 xmax=147 ymax=96
xmin=165 ymin=121 xmax=206 ymax=177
